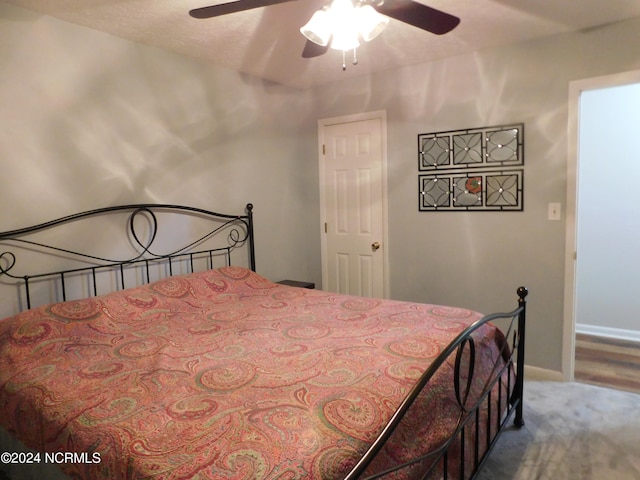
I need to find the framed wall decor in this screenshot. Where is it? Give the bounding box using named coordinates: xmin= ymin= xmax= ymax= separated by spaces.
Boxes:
xmin=418 ymin=123 xmax=524 ymax=211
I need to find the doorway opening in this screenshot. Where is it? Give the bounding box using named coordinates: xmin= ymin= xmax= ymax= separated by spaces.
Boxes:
xmin=564 ymin=70 xmax=640 ymax=393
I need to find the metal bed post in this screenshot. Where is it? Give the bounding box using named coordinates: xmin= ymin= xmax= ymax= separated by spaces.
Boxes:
xmin=246 ymin=203 xmax=256 ymax=271
xmin=513 ymin=286 xmax=528 ymax=427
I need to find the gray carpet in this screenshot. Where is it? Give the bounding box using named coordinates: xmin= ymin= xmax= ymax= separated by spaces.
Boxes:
xmin=477 ymin=380 xmax=640 ymax=480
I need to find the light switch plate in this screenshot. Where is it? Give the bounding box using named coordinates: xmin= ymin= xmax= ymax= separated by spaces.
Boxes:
xmin=548 ymin=202 xmax=561 ymax=221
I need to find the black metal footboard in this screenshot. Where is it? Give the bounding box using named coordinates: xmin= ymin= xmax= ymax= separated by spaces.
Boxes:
xmin=346 ymin=286 xmax=528 ymax=480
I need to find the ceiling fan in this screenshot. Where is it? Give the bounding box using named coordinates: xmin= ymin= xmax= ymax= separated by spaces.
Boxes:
xmin=189 ymin=0 xmax=460 ymax=62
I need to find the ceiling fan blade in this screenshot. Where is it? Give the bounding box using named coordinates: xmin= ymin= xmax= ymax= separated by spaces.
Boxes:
xmin=302 ymin=40 xmax=330 ymax=58
xmin=190 ymin=0 xmax=296 ymax=18
xmin=374 ymin=0 xmax=460 ymax=35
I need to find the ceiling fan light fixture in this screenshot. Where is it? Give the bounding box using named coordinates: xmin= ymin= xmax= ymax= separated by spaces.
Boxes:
xmin=302 ymin=0 xmax=390 ymax=51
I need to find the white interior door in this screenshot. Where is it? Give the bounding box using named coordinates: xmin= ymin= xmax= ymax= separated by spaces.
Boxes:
xmin=319 ymin=112 xmax=388 ymax=298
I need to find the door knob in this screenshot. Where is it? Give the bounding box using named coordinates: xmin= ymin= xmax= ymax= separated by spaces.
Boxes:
xmin=371 ymin=241 xmax=381 ymax=251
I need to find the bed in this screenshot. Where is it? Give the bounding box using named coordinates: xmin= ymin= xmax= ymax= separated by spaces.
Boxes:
xmin=0 ymin=204 xmax=527 ymax=480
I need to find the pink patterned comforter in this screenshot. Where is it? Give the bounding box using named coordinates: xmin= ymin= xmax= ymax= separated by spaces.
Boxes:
xmin=0 ymin=267 xmax=508 ymax=479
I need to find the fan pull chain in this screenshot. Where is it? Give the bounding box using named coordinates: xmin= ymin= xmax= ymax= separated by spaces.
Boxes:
xmin=342 ymin=48 xmax=359 ymax=71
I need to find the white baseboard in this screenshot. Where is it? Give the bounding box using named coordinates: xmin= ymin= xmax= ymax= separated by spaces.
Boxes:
xmin=576 ymin=323 xmax=640 ymax=343
xmin=523 ymin=364 xmax=564 ymax=382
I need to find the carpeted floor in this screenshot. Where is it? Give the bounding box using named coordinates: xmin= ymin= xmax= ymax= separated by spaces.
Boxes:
xmin=477 ymin=380 xmax=640 ymax=480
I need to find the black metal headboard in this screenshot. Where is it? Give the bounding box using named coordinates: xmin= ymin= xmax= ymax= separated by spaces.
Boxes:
xmin=0 ymin=203 xmax=255 ymax=312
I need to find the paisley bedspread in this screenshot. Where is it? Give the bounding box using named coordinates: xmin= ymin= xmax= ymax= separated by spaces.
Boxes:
xmin=0 ymin=267 xmax=509 ymax=479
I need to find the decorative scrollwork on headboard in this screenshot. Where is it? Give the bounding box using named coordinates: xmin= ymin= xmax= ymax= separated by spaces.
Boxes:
xmin=124 ymin=206 xmax=252 ymax=264
xmin=0 ymin=203 xmax=255 ymax=311
xmin=0 ymin=251 xmax=16 ymax=277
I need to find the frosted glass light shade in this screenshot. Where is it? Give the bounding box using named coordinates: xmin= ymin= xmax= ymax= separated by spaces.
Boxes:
xmin=356 ymin=5 xmax=389 ymax=42
xmin=300 ymin=9 xmax=332 ymax=46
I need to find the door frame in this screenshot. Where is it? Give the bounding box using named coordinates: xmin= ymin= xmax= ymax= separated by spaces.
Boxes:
xmin=562 ymin=69 xmax=640 ymax=381
xmin=318 ymin=110 xmax=390 ymax=298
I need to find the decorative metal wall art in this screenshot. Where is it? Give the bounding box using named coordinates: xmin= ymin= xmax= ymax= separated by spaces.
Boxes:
xmin=418 ymin=123 xmax=524 ymax=211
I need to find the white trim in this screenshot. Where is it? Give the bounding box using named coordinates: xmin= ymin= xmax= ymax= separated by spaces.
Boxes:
xmin=576 ymin=324 xmax=640 ymax=343
xmin=317 ymin=110 xmax=390 ymax=298
xmin=524 ymin=365 xmax=564 ymax=382
xmin=563 ymin=69 xmax=640 ymax=382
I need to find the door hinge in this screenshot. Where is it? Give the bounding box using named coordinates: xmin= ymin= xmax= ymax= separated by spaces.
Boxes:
xmin=324 ymin=222 xmax=327 ymax=233
xmin=322 ymin=144 xmax=326 ymax=155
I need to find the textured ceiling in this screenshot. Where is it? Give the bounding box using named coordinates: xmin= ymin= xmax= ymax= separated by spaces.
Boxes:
xmin=4 ymin=0 xmax=640 ymax=89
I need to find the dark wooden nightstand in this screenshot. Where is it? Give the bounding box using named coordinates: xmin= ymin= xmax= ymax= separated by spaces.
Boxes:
xmin=276 ymin=280 xmax=315 ymax=289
